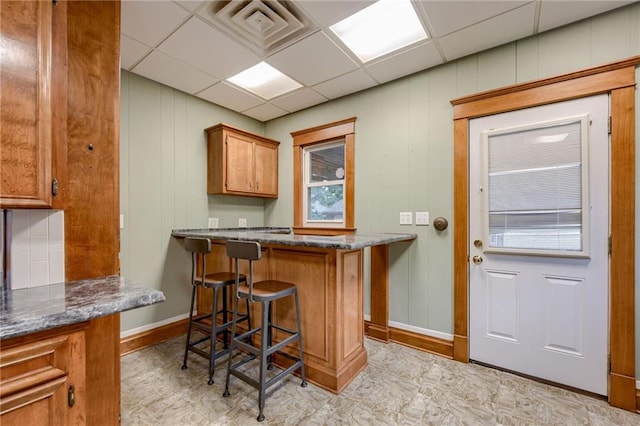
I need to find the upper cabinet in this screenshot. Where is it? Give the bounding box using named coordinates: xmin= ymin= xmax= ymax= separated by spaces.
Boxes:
xmin=206 ymin=124 xmax=279 ymax=198
xmin=0 ymin=0 xmax=65 ymax=209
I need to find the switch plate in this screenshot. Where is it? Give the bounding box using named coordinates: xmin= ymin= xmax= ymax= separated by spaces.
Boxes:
xmin=208 ymin=217 xmax=219 ymax=228
xmin=238 ymin=218 xmax=247 ymax=228
xmin=120 ymin=214 xmax=124 ymax=229
xmin=415 ymin=211 xmax=430 ymax=226
xmin=399 ymin=212 xmax=412 ymax=225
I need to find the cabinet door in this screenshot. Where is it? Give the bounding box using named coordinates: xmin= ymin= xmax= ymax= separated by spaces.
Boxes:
xmin=225 ymin=132 xmax=255 ymax=194
xmin=1 ymin=329 xmax=86 ymax=425
xmin=0 ymin=0 xmax=53 ymax=208
xmin=254 ymin=140 xmax=278 ymax=197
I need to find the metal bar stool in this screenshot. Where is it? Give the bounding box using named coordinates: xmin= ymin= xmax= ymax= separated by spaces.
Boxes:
xmin=181 ymin=237 xmax=251 ymax=385
xmin=223 ymin=240 xmax=307 ymax=422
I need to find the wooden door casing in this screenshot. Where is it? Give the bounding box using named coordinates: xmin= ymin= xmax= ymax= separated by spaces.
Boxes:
xmin=451 ymin=57 xmax=640 ymax=410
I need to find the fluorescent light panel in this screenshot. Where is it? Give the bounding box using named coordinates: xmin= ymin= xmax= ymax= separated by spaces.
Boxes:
xmin=227 ymin=62 xmax=302 ymax=100
xmin=330 ymin=0 xmax=428 ymax=63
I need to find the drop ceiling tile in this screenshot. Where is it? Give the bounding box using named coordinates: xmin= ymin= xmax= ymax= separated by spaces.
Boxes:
xmin=295 ymin=1 xmax=374 ymax=27
xmin=158 ymin=17 xmax=260 ymax=79
xmin=133 ymin=51 xmax=218 ymax=95
xmin=242 ymin=103 xmax=289 ymax=121
xmin=121 ymin=1 xmax=190 ymax=47
xmin=271 ymin=88 xmax=328 ymax=112
xmin=415 ymin=0 xmax=529 ymax=37
xmin=267 ymin=31 xmax=359 ymax=86
xmin=538 ymin=0 xmax=634 ymax=32
xmin=365 ymin=42 xmax=443 ymax=84
xmin=196 ymin=82 xmax=264 ymax=112
xmin=438 ymin=3 xmax=536 ymax=61
xmin=312 ymin=69 xmax=377 ymax=99
xmin=121 ymin=35 xmax=151 ymax=70
xmin=173 ymin=0 xmax=206 ymax=13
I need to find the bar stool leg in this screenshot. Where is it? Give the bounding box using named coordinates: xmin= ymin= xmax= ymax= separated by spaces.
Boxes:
xmin=182 ymin=285 xmax=197 ymax=370
xmin=222 ymin=288 xmax=239 ymax=399
xmin=257 ymin=300 xmax=270 ymax=422
xmin=222 ymin=286 xmax=229 ymax=348
xmin=294 ymin=291 xmax=307 ymax=387
xmin=208 ymin=287 xmax=219 ymax=385
xmin=266 ymin=302 xmax=274 ymax=370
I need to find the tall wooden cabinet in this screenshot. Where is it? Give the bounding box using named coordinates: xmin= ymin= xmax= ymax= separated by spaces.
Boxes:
xmin=206 ymin=124 xmax=279 ymax=198
xmin=0 ymin=0 xmax=66 ymax=209
xmin=0 ymin=1 xmax=122 ymax=425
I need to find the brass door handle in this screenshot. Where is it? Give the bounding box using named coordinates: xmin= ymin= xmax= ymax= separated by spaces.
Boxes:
xmin=472 ymin=255 xmax=483 ymax=265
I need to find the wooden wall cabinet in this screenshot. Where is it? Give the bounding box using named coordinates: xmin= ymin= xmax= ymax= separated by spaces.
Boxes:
xmin=0 ymin=324 xmax=87 ymax=425
xmin=0 ymin=0 xmax=66 ymax=209
xmin=205 ymin=124 xmax=279 ymax=198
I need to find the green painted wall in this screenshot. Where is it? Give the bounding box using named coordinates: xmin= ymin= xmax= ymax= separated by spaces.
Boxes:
xmin=120 ymin=71 xmax=265 ymax=331
xmin=120 ymin=2 xmax=640 ymax=375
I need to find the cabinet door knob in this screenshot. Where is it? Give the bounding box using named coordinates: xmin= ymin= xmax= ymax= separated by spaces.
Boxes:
xmin=68 ymin=384 xmax=76 ymax=407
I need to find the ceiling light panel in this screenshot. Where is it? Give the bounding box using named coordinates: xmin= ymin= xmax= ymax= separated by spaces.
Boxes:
xmin=227 ymin=62 xmax=302 ymax=99
xmin=330 ymin=0 xmax=428 ymax=63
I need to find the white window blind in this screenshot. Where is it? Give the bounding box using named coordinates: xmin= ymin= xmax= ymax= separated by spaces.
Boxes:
xmin=483 ymin=116 xmax=589 ymax=256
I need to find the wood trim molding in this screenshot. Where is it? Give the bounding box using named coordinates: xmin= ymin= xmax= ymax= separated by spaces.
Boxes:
xmin=291 ymin=117 xmax=356 ymax=146
xmin=291 ymin=117 xmax=357 ymax=231
xmin=120 ymin=318 xmax=189 ymax=356
xmin=364 ymin=321 xmax=454 ymax=358
xmin=451 ymin=56 xmax=640 ymax=113
xmin=451 ymin=56 xmax=639 ymax=411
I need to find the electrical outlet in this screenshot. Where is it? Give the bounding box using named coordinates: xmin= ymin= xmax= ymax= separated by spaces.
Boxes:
xmin=238 ymin=218 xmax=247 ymax=228
xmin=208 ymin=217 xmax=219 ymax=228
xmin=415 ymin=211 xmax=430 ymax=226
xmin=399 ymin=212 xmax=412 ymax=225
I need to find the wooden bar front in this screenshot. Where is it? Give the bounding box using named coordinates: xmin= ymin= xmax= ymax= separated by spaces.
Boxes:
xmin=198 ymin=241 xmax=366 ymax=393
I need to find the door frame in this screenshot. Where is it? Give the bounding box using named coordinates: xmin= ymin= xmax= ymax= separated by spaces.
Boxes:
xmin=451 ymin=56 xmax=640 ymax=411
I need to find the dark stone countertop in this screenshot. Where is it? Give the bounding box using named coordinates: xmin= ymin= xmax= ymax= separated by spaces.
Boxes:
xmin=1 ymin=275 xmax=165 ymax=340
xmin=171 ymin=227 xmax=417 ymax=250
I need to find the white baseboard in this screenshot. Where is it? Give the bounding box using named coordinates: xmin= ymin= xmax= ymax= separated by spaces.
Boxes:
xmin=363 ymin=314 xmax=453 ymax=341
xmin=120 ymin=313 xmax=190 ymax=339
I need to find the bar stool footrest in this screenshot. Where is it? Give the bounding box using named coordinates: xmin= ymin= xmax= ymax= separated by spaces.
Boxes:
xmin=265 ymin=333 xmax=300 ymax=356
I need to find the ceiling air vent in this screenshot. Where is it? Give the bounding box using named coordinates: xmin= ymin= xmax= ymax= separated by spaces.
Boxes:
xmin=203 ymin=0 xmax=315 ymax=56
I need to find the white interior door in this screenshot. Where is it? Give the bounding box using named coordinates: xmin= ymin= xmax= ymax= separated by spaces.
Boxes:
xmin=469 ymin=94 xmax=609 ymax=395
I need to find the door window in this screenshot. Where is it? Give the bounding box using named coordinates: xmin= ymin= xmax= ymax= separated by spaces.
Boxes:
xmin=482 ymin=115 xmax=590 ymax=257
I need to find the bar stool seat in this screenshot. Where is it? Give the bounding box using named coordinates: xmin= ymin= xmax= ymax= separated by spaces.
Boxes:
xmin=223 ymin=240 xmax=306 ymax=422
xmin=181 ymin=237 xmax=251 ymax=385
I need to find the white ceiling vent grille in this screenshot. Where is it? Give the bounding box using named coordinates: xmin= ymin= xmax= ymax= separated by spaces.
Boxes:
xmin=202 ymin=0 xmax=315 ymax=56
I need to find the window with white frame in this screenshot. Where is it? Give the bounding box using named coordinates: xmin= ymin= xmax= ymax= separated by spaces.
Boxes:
xmin=303 ymin=141 xmax=346 ymax=226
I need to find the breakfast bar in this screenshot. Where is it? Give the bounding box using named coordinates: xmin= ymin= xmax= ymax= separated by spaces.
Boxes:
xmin=171 ymin=227 xmax=416 ymax=393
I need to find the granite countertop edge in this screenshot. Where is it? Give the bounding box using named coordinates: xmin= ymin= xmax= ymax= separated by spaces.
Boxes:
xmin=1 ymin=275 xmax=166 ymax=341
xmin=171 ymin=227 xmax=417 ymax=250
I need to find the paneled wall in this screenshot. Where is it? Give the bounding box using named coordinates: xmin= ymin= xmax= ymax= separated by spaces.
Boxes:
xmin=119 ymin=71 xmax=265 ymax=331
xmin=120 ymin=3 xmax=640 ymax=371
xmin=264 ymin=3 xmax=640 ymax=338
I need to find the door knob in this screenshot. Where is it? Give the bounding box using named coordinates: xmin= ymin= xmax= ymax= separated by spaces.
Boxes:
xmin=472 ymin=255 xmax=483 ymax=265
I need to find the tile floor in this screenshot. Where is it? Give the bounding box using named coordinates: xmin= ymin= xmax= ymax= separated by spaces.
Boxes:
xmin=121 ymin=337 xmax=640 ymax=425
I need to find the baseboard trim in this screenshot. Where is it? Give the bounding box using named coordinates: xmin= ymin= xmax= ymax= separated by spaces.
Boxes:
xmin=120 ymin=318 xmax=188 ymax=356
xmin=365 ymin=320 xmax=453 ymax=358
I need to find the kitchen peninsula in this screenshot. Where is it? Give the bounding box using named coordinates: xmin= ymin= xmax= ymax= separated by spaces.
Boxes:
xmin=171 ymin=227 xmax=416 ymax=392
xmin=0 ymin=276 xmax=165 ymax=423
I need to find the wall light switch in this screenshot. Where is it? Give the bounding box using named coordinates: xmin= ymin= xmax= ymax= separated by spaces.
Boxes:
xmin=238 ymin=218 xmax=247 ymax=228
xmin=120 ymin=214 xmax=124 ymax=229
xmin=415 ymin=211 xmax=430 ymax=226
xmin=208 ymin=217 xmax=219 ymax=229
xmin=400 ymin=212 xmax=412 ymax=225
